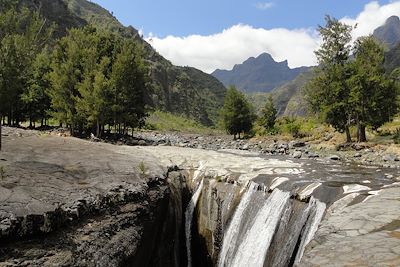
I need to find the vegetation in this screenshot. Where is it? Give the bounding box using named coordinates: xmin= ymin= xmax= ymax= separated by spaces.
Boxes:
xmin=306 ymin=16 xmax=399 ymax=143
xmin=259 ymin=95 xmax=277 ymax=133
xmin=0 ymin=2 xmax=149 ymax=138
xmin=220 ymin=86 xmax=256 ymax=139
xmin=349 ymin=36 xmax=398 ymax=141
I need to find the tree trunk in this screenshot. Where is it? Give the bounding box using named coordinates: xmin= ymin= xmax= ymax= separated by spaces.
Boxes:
xmin=345 ymin=126 xmax=352 ymax=143
xmin=358 ymin=124 xmax=367 ymax=142
xmin=0 ymin=113 xmax=2 ymax=151
xmin=96 ymin=120 xmax=100 ymax=138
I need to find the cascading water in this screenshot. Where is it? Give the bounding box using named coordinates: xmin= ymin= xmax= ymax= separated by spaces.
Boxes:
xmin=294 ymin=197 xmax=326 ymax=264
xmin=229 ymin=189 xmax=291 ymax=267
xmin=185 ymin=179 xmax=204 ymax=267
xmin=218 ymin=182 xmax=259 ymax=267
xmin=216 ymin=182 xmax=326 ymax=267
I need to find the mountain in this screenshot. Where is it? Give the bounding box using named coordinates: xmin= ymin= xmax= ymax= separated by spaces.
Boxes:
xmin=20 ymin=0 xmax=227 ymax=125
xmin=385 ymin=44 xmax=400 ymax=73
xmin=271 ymin=70 xmax=314 ymax=117
xmin=373 ymin=16 xmax=400 ymax=49
xmin=212 ymin=53 xmax=310 ymax=93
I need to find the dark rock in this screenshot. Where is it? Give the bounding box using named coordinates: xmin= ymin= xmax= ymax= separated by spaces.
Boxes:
xmin=329 ymin=155 xmax=340 ymax=160
xmin=289 ymin=140 xmax=306 ymax=148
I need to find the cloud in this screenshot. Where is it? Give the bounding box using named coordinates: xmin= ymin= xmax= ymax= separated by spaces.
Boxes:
xmin=255 ymin=2 xmax=274 ymax=10
xmin=147 ymin=25 xmax=318 ymax=73
xmin=340 ymin=1 xmax=400 ymax=41
xmin=146 ymin=1 xmax=400 ymax=74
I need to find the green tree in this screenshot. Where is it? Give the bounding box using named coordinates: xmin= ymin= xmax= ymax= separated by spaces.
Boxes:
xmin=221 ymin=86 xmax=256 ymax=139
xmin=305 ymin=16 xmax=354 ymax=142
xmin=0 ymin=3 xmax=53 ymax=126
xmin=259 ymin=95 xmax=277 ymax=132
xmin=21 ymin=48 xmax=52 ymax=128
xmin=111 ymin=39 xmax=148 ymax=134
xmin=349 ymin=36 xmax=399 ymax=142
xmin=48 ymin=27 xmax=87 ymax=135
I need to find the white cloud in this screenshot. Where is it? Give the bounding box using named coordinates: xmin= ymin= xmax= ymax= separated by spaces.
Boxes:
xmin=145 ymin=1 xmax=400 ymax=74
xmin=255 ymin=2 xmax=274 ymax=10
xmin=340 ymin=1 xmax=400 ymax=41
xmin=147 ymin=25 xmax=318 ymax=73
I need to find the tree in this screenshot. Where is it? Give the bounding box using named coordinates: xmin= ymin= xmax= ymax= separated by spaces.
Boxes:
xmin=305 ymin=16 xmax=354 ymax=142
xmin=0 ymin=3 xmax=53 ymax=127
xmin=260 ymin=95 xmax=277 ymax=132
xmin=111 ymin=39 xmax=148 ymax=133
xmin=349 ymin=36 xmax=398 ymax=142
xmin=221 ymin=86 xmax=255 ymax=139
xmin=21 ymin=48 xmax=52 ymax=128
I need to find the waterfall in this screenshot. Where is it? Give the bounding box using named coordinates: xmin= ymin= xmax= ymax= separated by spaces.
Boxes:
xmin=294 ymin=197 xmax=326 ymax=264
xmin=218 ymin=182 xmax=259 ymax=267
xmin=185 ymin=179 xmax=204 ymax=267
xmin=229 ymin=189 xmax=291 ymax=267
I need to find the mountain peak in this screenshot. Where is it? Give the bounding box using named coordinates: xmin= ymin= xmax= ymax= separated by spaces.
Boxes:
xmin=386 ymin=15 xmax=400 ymax=25
xmin=373 ymin=15 xmax=400 ymax=49
xmin=212 ymin=53 xmax=309 ymax=93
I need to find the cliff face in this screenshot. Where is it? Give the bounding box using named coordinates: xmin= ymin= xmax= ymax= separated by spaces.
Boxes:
xmin=0 ymin=128 xmax=187 ymax=267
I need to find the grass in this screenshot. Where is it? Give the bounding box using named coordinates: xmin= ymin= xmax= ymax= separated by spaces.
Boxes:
xmin=138 ymin=161 xmax=147 ymax=175
xmin=144 ymin=110 xmax=222 ymax=134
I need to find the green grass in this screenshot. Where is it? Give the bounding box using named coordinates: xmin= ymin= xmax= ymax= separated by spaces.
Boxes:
xmin=144 ymin=110 xmax=222 ymax=134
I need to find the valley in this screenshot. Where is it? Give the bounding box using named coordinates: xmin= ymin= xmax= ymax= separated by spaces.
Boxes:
xmin=0 ymin=0 xmax=400 ymax=266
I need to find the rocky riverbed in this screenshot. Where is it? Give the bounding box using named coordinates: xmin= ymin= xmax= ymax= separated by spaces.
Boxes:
xmin=98 ymin=131 xmax=400 ymax=169
xmin=0 ymin=127 xmax=399 ymax=266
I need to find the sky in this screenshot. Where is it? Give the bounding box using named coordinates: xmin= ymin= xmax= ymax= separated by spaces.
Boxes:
xmin=92 ymin=0 xmax=400 ymax=73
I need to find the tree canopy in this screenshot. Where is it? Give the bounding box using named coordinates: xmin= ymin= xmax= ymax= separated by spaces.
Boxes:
xmin=259 ymin=95 xmax=277 ymax=132
xmin=306 ymin=16 xmax=398 ymax=142
xmin=0 ymin=2 xmax=149 ymax=139
xmin=221 ymin=86 xmax=256 ymax=139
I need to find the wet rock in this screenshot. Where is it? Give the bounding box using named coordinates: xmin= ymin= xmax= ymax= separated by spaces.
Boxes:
xmin=293 ymin=151 xmax=302 ymax=159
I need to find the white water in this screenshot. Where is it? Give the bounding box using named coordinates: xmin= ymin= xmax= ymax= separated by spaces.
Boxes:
xmin=218 ymin=182 xmax=259 ymax=267
xmin=185 ymin=179 xmax=204 ymax=267
xmin=294 ymin=197 xmax=326 ymax=264
xmin=229 ymin=189 xmax=291 ymax=267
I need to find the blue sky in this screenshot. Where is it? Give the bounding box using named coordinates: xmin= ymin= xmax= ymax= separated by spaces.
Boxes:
xmin=91 ymin=1 xmax=400 ymax=73
xmin=92 ymin=0 xmax=391 ymax=37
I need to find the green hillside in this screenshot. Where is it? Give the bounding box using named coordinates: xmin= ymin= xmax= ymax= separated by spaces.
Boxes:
xmin=20 ymin=0 xmax=226 ymax=125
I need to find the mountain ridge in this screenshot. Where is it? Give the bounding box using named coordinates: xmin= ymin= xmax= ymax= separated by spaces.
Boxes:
xmin=212 ymin=52 xmax=311 ymax=93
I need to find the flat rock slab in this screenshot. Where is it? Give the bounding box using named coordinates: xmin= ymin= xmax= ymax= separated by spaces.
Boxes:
xmin=300 ymin=187 xmax=400 ymax=266
xmin=0 ymin=128 xmax=164 ymax=238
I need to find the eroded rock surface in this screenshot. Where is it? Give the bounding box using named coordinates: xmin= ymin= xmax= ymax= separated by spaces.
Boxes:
xmin=0 ymin=128 xmax=182 ymax=266
xmin=300 ymin=187 xmax=400 ymax=267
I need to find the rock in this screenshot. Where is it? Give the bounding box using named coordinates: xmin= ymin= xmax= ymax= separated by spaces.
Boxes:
xmin=289 ymin=140 xmax=306 ymax=148
xmin=329 ymin=155 xmax=340 ymax=160
xmin=242 ymin=144 xmax=249 ymax=150
xmin=354 ymin=153 xmax=362 ymax=158
xmin=383 ymin=154 xmax=399 ymax=162
xmin=138 ymin=140 xmax=147 ymax=146
xmin=307 ymin=152 xmax=319 ymax=158
xmin=293 ymin=151 xmax=302 ymax=159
